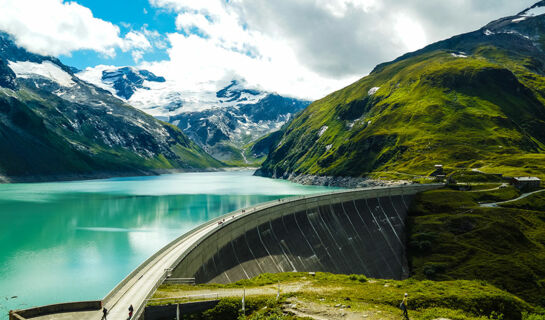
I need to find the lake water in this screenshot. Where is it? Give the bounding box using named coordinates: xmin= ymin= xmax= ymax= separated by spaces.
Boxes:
xmin=0 ymin=170 xmax=338 ymax=315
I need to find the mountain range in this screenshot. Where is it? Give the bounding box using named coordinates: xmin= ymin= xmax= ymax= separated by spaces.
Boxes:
xmin=0 ymin=32 xmax=221 ymax=182
xmin=258 ymin=1 xmax=545 ymax=181
xmin=4 ymin=2 xmax=545 ymax=183
xmin=78 ymin=67 xmax=309 ymax=164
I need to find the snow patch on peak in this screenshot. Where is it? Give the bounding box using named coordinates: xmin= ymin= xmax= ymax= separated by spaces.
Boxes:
xmin=512 ymin=17 xmax=527 ymax=23
xmin=368 ymin=87 xmax=380 ymax=95
xmin=76 ymin=65 xmax=116 ymax=93
xmin=484 ymin=29 xmax=494 ymax=36
xmin=8 ymin=60 xmax=75 ymax=87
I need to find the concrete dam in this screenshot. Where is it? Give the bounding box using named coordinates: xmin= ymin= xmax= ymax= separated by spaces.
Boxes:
xmin=9 ymin=184 xmax=441 ymax=320
xmin=171 ymin=184 xmax=440 ymax=284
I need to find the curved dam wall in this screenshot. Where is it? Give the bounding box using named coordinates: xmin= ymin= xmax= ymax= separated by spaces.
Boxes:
xmin=171 ymin=184 xmax=440 ymax=283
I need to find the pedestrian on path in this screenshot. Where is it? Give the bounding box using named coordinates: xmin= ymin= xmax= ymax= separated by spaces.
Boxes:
xmin=128 ymin=304 xmax=134 ymax=319
xmin=101 ymin=307 xmax=108 ymax=320
xmin=399 ymin=293 xmax=409 ymax=320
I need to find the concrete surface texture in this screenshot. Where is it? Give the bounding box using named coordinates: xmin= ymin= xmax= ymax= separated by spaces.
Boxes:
xmin=12 ymin=184 xmax=440 ymax=320
xmin=172 ymin=185 xmax=437 ymax=283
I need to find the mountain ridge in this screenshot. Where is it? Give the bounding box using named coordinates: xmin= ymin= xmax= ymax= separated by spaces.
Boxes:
xmin=258 ymin=2 xmax=545 ymax=182
xmin=78 ymin=67 xmax=311 ymax=164
xmin=0 ymin=32 xmax=223 ymax=183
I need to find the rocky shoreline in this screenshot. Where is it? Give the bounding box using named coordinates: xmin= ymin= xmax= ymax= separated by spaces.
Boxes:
xmin=253 ymin=169 xmax=413 ymax=188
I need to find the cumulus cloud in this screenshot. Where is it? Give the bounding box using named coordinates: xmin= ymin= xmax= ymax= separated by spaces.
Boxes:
xmin=147 ymin=0 xmax=535 ymax=100
xmin=122 ymin=31 xmax=152 ymax=52
xmin=233 ymin=0 xmax=537 ymax=78
xmin=145 ymin=0 xmax=353 ymax=99
xmin=6 ymin=0 xmax=533 ymax=100
xmin=0 ymin=0 xmax=154 ymax=58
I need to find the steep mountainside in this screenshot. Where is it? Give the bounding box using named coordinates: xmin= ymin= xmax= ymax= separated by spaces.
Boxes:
xmin=169 ymin=81 xmax=309 ymax=163
xmin=79 ymin=65 xmax=310 ymax=164
xmin=259 ymin=2 xmax=545 ymax=181
xmin=0 ymin=32 xmax=222 ymax=182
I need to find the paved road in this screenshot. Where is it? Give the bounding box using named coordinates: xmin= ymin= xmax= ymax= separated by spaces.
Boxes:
xmin=480 ymin=188 xmax=545 ymax=207
xmin=31 ymin=218 xmax=223 ymax=320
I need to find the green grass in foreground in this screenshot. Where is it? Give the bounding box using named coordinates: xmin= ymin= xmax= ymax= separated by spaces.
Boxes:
xmin=152 ymin=272 xmax=538 ymax=320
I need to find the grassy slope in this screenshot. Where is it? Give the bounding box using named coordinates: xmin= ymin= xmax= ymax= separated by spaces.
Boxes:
xmin=260 ymin=46 xmax=545 ymax=179
xmin=151 ymin=272 xmax=532 ymax=320
xmin=408 ymin=186 xmax=545 ymax=306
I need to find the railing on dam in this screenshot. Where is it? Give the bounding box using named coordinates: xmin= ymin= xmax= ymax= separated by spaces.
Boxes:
xmin=170 ymin=183 xmax=442 ymax=284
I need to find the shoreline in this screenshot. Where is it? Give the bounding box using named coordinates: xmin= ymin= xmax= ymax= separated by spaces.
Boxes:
xmin=0 ymin=167 xmax=254 ymax=184
xmin=254 ymin=170 xmax=413 ymax=188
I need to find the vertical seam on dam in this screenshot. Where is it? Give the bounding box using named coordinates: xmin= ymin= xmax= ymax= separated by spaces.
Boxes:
xmin=306 ymin=208 xmax=341 ymax=274
xmin=400 ymin=194 xmax=409 ymax=210
xmin=352 ymin=199 xmax=392 ymax=278
xmin=389 ymin=194 xmax=405 ymax=228
xmin=365 ymin=198 xmax=403 ymax=271
xmin=377 ymin=197 xmax=403 ymax=245
xmin=316 ymin=205 xmax=353 ymax=274
xmin=293 ymin=211 xmax=325 ymax=271
xmin=337 ymin=202 xmax=371 ymax=276
xmin=244 ymin=232 xmax=265 ymax=274
xmin=268 ymin=220 xmax=297 ymax=272
xmin=257 ymin=224 xmax=283 ymax=272
xmin=230 ymin=240 xmax=250 ymax=279
xmin=281 ymin=213 xmax=308 ymax=270
xmin=170 ymin=185 xmax=442 ymax=284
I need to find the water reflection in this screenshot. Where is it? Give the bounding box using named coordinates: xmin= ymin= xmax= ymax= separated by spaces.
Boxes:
xmin=0 ymin=171 xmax=338 ymax=315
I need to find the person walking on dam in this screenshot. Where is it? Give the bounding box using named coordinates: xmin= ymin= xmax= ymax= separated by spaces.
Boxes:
xmin=101 ymin=307 xmax=108 ymax=320
xmin=400 ymin=293 xmax=409 ymax=320
xmin=128 ymin=304 xmax=134 ymax=319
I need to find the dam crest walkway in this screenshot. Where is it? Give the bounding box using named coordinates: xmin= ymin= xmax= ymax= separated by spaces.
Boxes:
xmin=11 ymin=184 xmax=441 ymax=320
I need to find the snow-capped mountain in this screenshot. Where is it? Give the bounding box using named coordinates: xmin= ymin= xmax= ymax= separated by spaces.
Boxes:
xmin=79 ymin=66 xmax=310 ymax=163
xmin=170 ymin=81 xmax=309 ymax=162
xmin=101 ymin=66 xmax=165 ymax=100
xmin=0 ymin=32 xmax=221 ymax=182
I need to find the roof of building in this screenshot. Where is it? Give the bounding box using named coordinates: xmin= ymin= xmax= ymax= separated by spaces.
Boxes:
xmin=513 ymin=177 xmax=541 ymax=182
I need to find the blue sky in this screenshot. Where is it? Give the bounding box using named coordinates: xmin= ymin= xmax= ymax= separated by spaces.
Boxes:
xmin=59 ymin=0 xmax=174 ymax=69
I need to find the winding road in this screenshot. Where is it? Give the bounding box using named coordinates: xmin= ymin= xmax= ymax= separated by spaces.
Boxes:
xmin=480 ymin=188 xmax=545 ymax=207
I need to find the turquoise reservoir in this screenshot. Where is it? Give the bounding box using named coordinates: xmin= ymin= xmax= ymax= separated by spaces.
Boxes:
xmin=0 ymin=171 xmax=338 ymax=315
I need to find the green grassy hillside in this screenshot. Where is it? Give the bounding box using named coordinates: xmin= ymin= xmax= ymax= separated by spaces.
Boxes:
xmin=408 ymin=186 xmax=545 ymax=306
xmin=259 ymin=14 xmax=545 ymax=180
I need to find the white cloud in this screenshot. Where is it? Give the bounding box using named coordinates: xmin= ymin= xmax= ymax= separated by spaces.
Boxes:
xmin=0 ymin=0 xmax=154 ymax=58
xmin=146 ymin=0 xmax=536 ymax=100
xmin=132 ymin=50 xmax=145 ymax=63
xmin=146 ymin=0 xmax=356 ymax=100
xmin=233 ymin=0 xmax=536 ymax=78
xmin=122 ymin=31 xmax=152 ymax=52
